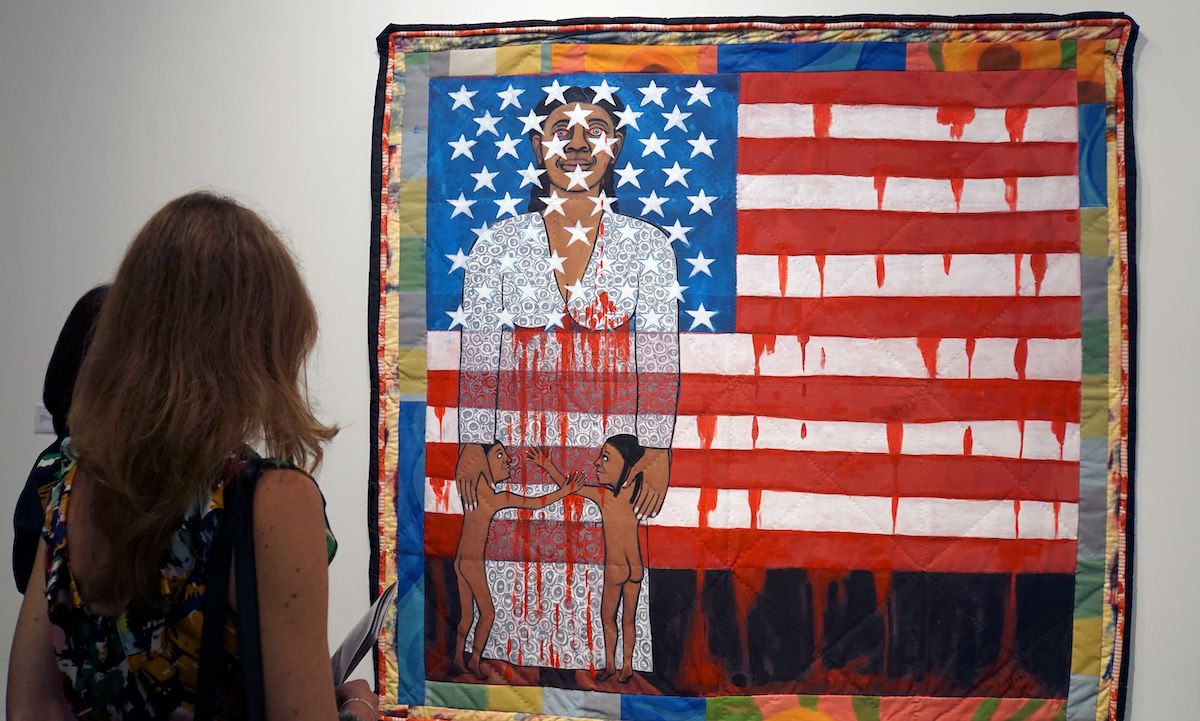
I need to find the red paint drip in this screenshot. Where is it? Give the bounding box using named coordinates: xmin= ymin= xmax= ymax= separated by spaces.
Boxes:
xmin=819 ymin=347 xmax=827 ymax=370
xmin=731 ymin=566 xmax=767 ymax=678
xmin=698 ymin=488 xmax=718 ymax=529
xmin=585 ymin=568 xmax=595 ymax=672
xmin=886 ymin=422 xmax=904 ymax=534
xmin=1053 ymin=500 xmax=1062 ymax=537
xmin=1013 ymin=253 xmax=1023 ymax=295
xmin=1005 ymin=107 xmax=1029 ymax=143
xmin=1014 ymin=498 xmax=1022 ymax=538
xmin=798 ymin=334 xmax=811 ymax=371
xmin=1051 ymin=417 xmax=1067 ymax=460
xmin=813 ymin=103 xmax=832 ymax=138
xmin=915 ymin=336 xmax=939 ymax=378
xmin=815 ymin=255 xmax=826 ymax=297
xmin=1003 ymin=177 xmax=1019 ymax=212
xmin=950 ymin=176 xmax=964 ymax=212
xmin=751 ymin=416 xmax=760 ymax=449
xmin=965 ymin=337 xmax=977 ymax=379
xmin=886 ymin=422 xmax=904 ymax=456
xmin=752 ymin=333 xmax=777 ymax=376
xmin=936 ymin=106 xmax=977 ymax=140
xmin=430 ymin=478 xmax=450 ymax=512
xmin=963 ymin=426 xmax=974 ymax=456
xmin=1030 ymin=252 xmax=1048 ymax=296
xmin=777 ymin=254 xmax=789 ymax=297
xmin=433 ymin=405 xmax=446 ymax=440
xmin=1017 ymin=419 xmax=1026 ymax=460
xmin=748 ymin=489 xmax=762 ymax=530
xmin=874 ymin=254 xmax=886 ymax=288
xmin=800 ymin=422 xmax=808 ymax=439
xmin=873 ymin=174 xmax=888 ymax=210
xmin=943 ymin=253 xmax=953 ymax=274
xmin=696 ymin=414 xmax=717 ymax=450
xmin=678 ymin=570 xmax=724 ymax=689
xmin=1013 ymin=338 xmax=1029 ymax=381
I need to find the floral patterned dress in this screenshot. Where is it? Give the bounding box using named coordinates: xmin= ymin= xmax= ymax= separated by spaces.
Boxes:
xmin=41 ymin=453 xmax=337 ymax=720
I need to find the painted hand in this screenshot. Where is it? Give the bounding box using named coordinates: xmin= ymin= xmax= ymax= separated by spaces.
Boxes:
xmin=630 ymin=447 xmax=671 ymax=519
xmin=566 ymin=470 xmax=587 ymax=493
xmin=455 ymin=443 xmax=491 ymax=511
xmin=525 ymin=445 xmax=553 ymax=471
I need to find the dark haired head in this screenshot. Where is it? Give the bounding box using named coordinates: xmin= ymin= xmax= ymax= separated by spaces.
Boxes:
xmin=527 ymin=84 xmax=626 ymax=214
xmin=603 ymin=433 xmax=645 ymax=501
xmin=43 ymin=285 xmax=109 ymax=437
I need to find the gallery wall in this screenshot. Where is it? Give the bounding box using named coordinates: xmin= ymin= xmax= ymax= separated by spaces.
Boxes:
xmin=1 ymin=1 xmax=1195 ymax=717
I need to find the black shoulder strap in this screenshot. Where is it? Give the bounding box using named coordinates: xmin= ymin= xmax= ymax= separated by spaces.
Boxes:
xmin=194 ymin=459 xmax=266 ymax=721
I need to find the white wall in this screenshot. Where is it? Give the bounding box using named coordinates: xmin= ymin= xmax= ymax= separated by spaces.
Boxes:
xmin=1 ymin=1 xmax=1195 ymax=718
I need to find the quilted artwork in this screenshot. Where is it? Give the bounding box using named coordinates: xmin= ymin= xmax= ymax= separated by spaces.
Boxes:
xmin=368 ymin=14 xmax=1137 ymax=721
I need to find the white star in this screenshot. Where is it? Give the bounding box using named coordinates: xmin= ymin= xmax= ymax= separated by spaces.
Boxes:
xmin=541 ymin=135 xmax=569 ymax=161
xmin=666 ymin=281 xmax=688 ymax=302
xmin=541 ymin=191 xmax=567 ymax=216
xmin=497 ymin=308 xmax=516 ymax=328
xmin=494 ymin=192 xmax=521 ymax=218
xmin=688 ymin=189 xmax=717 ymax=216
xmin=614 ymin=282 xmax=637 ymax=302
xmin=590 ymin=79 xmax=619 ymax=104
xmin=638 ymin=308 xmax=664 ymax=330
xmin=615 ymin=162 xmax=644 ymax=188
xmin=544 ymin=308 xmax=566 ymax=330
xmin=614 ymin=107 xmax=643 ymax=130
xmin=638 ymin=190 xmax=668 ymax=217
xmin=639 ymin=255 xmax=664 ymax=274
xmin=684 ymin=79 xmax=715 ymax=107
xmin=546 ymin=250 xmax=566 ymax=273
xmin=639 ymin=133 xmax=669 ymax=158
xmin=564 ymin=166 xmax=591 ymax=190
xmin=687 ymin=132 xmax=718 ymax=159
xmin=494 ymin=133 xmax=521 ymax=160
xmin=445 ymin=248 xmax=469 ymax=273
xmin=447 ymin=305 xmax=469 ymax=329
xmin=448 ymin=135 xmax=476 ymax=160
xmin=519 ymin=282 xmax=539 ymax=300
xmin=470 ymin=223 xmax=494 ymax=243
xmin=497 ymin=254 xmax=518 ymax=273
xmin=664 ymin=219 xmax=692 ymax=245
xmin=686 ymin=303 xmax=717 ymax=331
xmin=473 ymin=110 xmax=501 ymax=137
xmin=588 ymin=133 xmax=617 ymax=158
xmin=517 ymin=108 xmax=548 ymax=134
xmin=638 ymin=80 xmax=668 ymax=107
xmin=517 ymin=162 xmax=546 ymax=189
xmin=542 ymin=79 xmax=570 ymax=104
xmin=446 ymin=192 xmax=476 ymax=219
xmin=566 ymin=220 xmax=593 ymax=246
xmin=449 ymin=85 xmax=477 ymax=110
xmin=563 ymin=282 xmax=586 ymax=302
xmin=496 ymin=84 xmax=524 ymax=110
xmin=470 ymin=166 xmax=499 ymax=192
xmin=663 ymin=161 xmax=692 ymax=188
xmin=616 ymin=223 xmax=639 ymax=242
xmin=661 ymin=105 xmax=692 ymax=132
xmin=564 ymin=103 xmax=593 ymax=129
xmin=476 ymin=285 xmax=495 ymax=301
xmin=686 ymin=250 xmax=715 ymax=277
xmin=588 ymin=191 xmax=614 ymax=216
xmin=520 ymin=219 xmax=542 ymax=242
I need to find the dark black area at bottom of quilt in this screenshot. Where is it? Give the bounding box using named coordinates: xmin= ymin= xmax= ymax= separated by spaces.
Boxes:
xmin=424 ymin=558 xmax=1072 ymax=698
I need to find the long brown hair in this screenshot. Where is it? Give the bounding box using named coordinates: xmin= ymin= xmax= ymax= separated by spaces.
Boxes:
xmin=68 ymin=191 xmax=337 ymax=607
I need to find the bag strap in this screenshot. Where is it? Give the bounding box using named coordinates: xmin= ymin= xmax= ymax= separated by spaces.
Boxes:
xmin=194 ymin=458 xmax=267 ymax=721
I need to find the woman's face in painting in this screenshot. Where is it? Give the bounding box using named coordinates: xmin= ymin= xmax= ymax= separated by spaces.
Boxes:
xmin=593 ymin=443 xmax=624 ymax=488
xmin=485 ymin=444 xmax=514 ymax=484
xmin=534 ymin=102 xmax=621 ymax=195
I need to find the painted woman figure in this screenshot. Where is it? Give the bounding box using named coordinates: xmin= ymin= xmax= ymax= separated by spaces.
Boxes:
xmin=451 ymin=83 xmax=680 ymax=671
xmin=527 ymin=436 xmax=647 ymax=683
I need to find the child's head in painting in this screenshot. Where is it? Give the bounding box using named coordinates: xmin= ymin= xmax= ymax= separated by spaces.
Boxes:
xmin=594 ymin=434 xmax=645 ymax=500
xmin=528 ymin=83 xmax=626 ymax=211
xmin=481 ymin=442 xmax=514 ymax=484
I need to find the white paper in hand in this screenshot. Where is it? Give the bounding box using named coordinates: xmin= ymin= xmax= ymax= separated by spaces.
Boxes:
xmin=331 ymin=582 xmax=398 ymax=684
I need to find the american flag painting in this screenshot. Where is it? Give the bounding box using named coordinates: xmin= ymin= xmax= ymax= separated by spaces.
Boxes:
xmin=372 ymin=16 xmax=1136 ymax=721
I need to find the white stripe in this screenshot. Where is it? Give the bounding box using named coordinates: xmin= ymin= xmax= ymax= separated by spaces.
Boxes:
xmin=736 ymin=254 xmax=1080 ymax=297
xmin=428 ymin=331 xmax=1082 ymax=381
xmin=737 ymin=174 xmax=1079 ymax=213
xmin=425 ymin=478 xmax=1077 ymax=540
xmin=427 ymin=409 xmax=1082 ymax=460
xmin=738 ymin=103 xmax=1078 ymax=143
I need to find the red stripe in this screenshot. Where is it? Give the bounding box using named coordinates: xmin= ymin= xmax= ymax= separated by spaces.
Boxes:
xmin=737 ymin=208 xmax=1080 ymax=255
xmin=738 ymin=137 xmax=1077 ymax=178
xmin=424 ymin=513 xmax=1076 ymax=573
xmin=428 ymin=371 xmax=1079 ymax=423
xmin=739 ymin=70 xmax=1078 ymax=107
xmin=736 ymin=297 xmax=1081 ymax=338
xmin=423 ymin=444 xmax=1079 ymax=502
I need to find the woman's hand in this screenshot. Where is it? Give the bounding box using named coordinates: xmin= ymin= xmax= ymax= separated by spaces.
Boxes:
xmin=629 ymin=447 xmax=671 ymax=519
xmin=566 ymin=470 xmax=587 ymax=493
xmin=525 ymin=445 xmax=552 ymax=471
xmin=455 ymin=443 xmax=491 ymax=511
xmin=335 ymin=679 xmax=379 ymax=720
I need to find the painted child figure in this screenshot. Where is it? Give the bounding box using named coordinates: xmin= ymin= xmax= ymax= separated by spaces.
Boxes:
xmin=527 ymin=435 xmax=647 ymax=683
xmin=453 ymin=442 xmax=585 ymax=679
